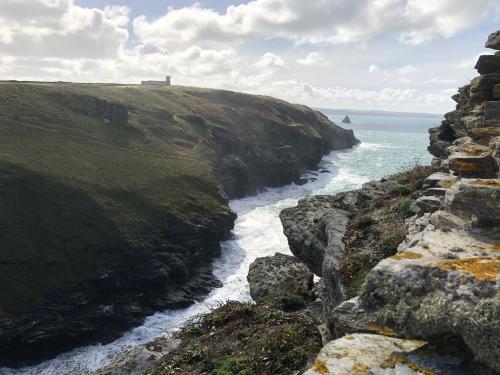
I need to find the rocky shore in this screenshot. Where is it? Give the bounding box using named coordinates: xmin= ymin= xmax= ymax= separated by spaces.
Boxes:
xmin=117 ymin=29 xmax=500 ymax=375
xmin=0 ymin=84 xmax=357 ymax=367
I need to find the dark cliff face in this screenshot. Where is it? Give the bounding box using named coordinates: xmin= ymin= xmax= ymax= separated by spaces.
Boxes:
xmin=0 ymin=83 xmax=357 ymax=367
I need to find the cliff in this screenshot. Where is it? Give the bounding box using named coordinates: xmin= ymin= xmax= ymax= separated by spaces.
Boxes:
xmin=280 ymin=30 xmax=500 ymax=374
xmin=0 ymin=82 xmax=358 ymax=367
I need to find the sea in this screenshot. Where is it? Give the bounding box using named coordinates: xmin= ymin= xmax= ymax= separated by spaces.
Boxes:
xmin=0 ymin=112 xmax=443 ymax=375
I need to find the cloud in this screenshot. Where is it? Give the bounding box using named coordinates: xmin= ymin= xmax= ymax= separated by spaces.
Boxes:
xmin=255 ymin=52 xmax=285 ymax=69
xmin=451 ymin=52 xmax=490 ymax=70
xmin=297 ymin=52 xmax=330 ymax=66
xmin=396 ymin=65 xmax=417 ymax=75
xmin=0 ymin=0 xmax=129 ymax=59
xmin=368 ymin=65 xmax=380 ymax=73
xmin=132 ymin=0 xmax=499 ymax=47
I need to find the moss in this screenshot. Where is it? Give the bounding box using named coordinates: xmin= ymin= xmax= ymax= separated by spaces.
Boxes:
xmin=438 ymin=257 xmax=500 ymax=283
xmin=345 ymin=269 xmax=370 ymax=299
xmin=261 ymin=292 xmax=306 ymax=310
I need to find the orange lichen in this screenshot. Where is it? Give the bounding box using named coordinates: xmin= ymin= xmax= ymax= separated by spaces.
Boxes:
xmin=492 ymin=245 xmax=500 ymax=253
xmin=450 ymin=159 xmax=483 ymax=173
xmin=468 ymin=127 xmax=500 ymax=139
xmin=438 ymin=257 xmax=500 ymax=282
xmin=312 ymin=359 xmax=329 ymax=374
xmin=391 ymin=252 xmax=423 ymax=260
xmin=366 ymin=322 xmax=396 ymax=337
xmin=471 ymin=179 xmax=500 ymax=188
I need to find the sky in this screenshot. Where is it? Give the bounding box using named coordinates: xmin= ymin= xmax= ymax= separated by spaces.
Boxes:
xmin=1 ymin=1 xmax=499 ymax=113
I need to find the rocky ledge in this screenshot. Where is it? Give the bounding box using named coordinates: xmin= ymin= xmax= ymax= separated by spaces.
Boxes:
xmin=279 ymin=29 xmax=500 ymax=374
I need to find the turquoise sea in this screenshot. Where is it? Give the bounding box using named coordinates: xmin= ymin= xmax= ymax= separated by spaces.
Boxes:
xmin=2 ymin=112 xmax=443 ymax=375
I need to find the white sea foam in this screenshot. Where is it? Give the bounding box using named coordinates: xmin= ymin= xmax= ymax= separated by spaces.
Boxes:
xmin=1 ymin=128 xmax=432 ymax=375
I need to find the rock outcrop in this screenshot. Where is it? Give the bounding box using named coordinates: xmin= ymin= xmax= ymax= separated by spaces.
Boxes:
xmin=247 ymin=253 xmax=315 ymax=308
xmin=295 ymin=29 xmax=500 ymax=374
xmin=0 ymin=83 xmax=358 ymax=367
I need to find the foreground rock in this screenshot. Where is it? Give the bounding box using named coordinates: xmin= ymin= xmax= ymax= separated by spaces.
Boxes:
xmin=247 ymin=253 xmax=315 ymax=308
xmin=0 ymin=83 xmax=358 ymax=367
xmin=304 ymin=333 xmax=494 ymax=375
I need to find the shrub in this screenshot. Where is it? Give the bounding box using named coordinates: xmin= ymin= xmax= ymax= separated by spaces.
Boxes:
xmin=398 ymin=199 xmax=414 ymax=218
xmin=390 ymin=184 xmax=411 ymax=196
xmin=357 ymin=214 xmax=376 ymax=228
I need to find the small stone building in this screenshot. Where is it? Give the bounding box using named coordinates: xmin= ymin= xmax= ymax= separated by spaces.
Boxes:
xmin=141 ymin=76 xmax=171 ymax=86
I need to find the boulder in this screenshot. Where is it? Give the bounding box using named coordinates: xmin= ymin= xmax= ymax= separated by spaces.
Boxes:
xmin=247 ymin=253 xmax=314 ymax=308
xmin=486 ymin=29 xmax=500 ymax=50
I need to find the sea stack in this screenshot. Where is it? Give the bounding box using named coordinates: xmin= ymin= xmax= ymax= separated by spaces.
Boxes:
xmin=342 ymin=115 xmax=351 ymax=124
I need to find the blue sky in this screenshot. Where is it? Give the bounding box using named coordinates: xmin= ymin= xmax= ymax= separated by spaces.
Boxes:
xmin=1 ymin=0 xmax=499 ymax=113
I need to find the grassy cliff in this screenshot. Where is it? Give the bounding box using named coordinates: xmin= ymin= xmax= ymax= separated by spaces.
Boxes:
xmin=0 ymin=82 xmax=357 ymax=366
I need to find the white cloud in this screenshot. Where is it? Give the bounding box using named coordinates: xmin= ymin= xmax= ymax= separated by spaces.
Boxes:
xmin=368 ymin=65 xmax=380 ymax=73
xmin=255 ymin=52 xmax=285 ymax=69
xmin=297 ymin=52 xmax=330 ymax=66
xmin=0 ymin=0 xmax=128 ymax=59
xmin=396 ymin=65 xmax=417 ymax=75
xmin=131 ymin=0 xmax=499 ymax=47
xmin=451 ymin=52 xmax=490 ymax=70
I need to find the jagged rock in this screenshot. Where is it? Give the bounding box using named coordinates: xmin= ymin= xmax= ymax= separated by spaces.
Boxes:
xmin=343 ymin=220 xmax=500 ymax=372
xmin=412 ymin=195 xmax=442 ymax=214
xmin=475 ymin=55 xmax=500 ymax=74
xmin=449 ymin=152 xmax=498 ymax=178
xmin=484 ymin=101 xmax=500 ymax=127
xmin=468 ymin=127 xmax=500 ymax=142
xmin=486 ymin=29 xmax=500 ymax=50
xmin=422 ymin=172 xmax=457 ymax=189
xmin=471 ymin=74 xmax=500 ymax=96
xmin=446 ymin=178 xmax=500 ymax=225
xmin=247 ymin=253 xmax=314 ymax=308
xmin=280 ymin=194 xmax=357 ymax=276
xmin=92 ymin=336 xmax=180 ymax=375
xmin=280 ymin=195 xmax=354 ymax=326
xmin=423 ymin=187 xmax=447 ymax=197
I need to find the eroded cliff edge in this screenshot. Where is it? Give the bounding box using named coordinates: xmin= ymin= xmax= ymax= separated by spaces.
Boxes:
xmin=0 ymin=83 xmax=358 ymax=367
xmin=281 ymin=30 xmax=500 ymax=374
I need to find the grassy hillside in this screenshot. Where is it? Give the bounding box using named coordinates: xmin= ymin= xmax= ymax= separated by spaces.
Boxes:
xmin=0 ymin=82 xmax=356 ymax=323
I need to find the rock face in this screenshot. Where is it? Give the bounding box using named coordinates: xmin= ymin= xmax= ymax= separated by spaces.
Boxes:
xmin=0 ymin=83 xmax=358 ymax=367
xmin=297 ymin=29 xmax=500 ymax=374
xmin=247 ymin=253 xmax=314 ymax=308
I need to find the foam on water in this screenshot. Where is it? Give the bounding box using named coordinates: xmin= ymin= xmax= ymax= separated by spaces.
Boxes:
xmin=1 ymin=128 xmax=433 ymax=375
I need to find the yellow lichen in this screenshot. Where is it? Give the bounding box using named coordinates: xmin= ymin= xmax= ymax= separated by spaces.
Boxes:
xmin=312 ymin=359 xmax=329 ymax=374
xmin=344 ymin=335 xmax=356 ymax=340
xmin=458 ymin=144 xmax=489 ymax=156
xmin=366 ymin=322 xmax=396 ymax=337
xmin=381 ymin=354 xmax=436 ymax=375
xmin=492 ymin=245 xmax=500 ymax=253
xmin=439 ymin=180 xmax=456 ymax=189
xmin=438 ymin=257 xmax=500 ymax=282
xmin=351 ymin=363 xmax=370 ymax=375
xmin=391 ymin=252 xmax=423 ymax=260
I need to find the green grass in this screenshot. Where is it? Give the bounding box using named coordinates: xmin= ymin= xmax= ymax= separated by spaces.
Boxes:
xmin=0 ymin=81 xmax=345 ymax=314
